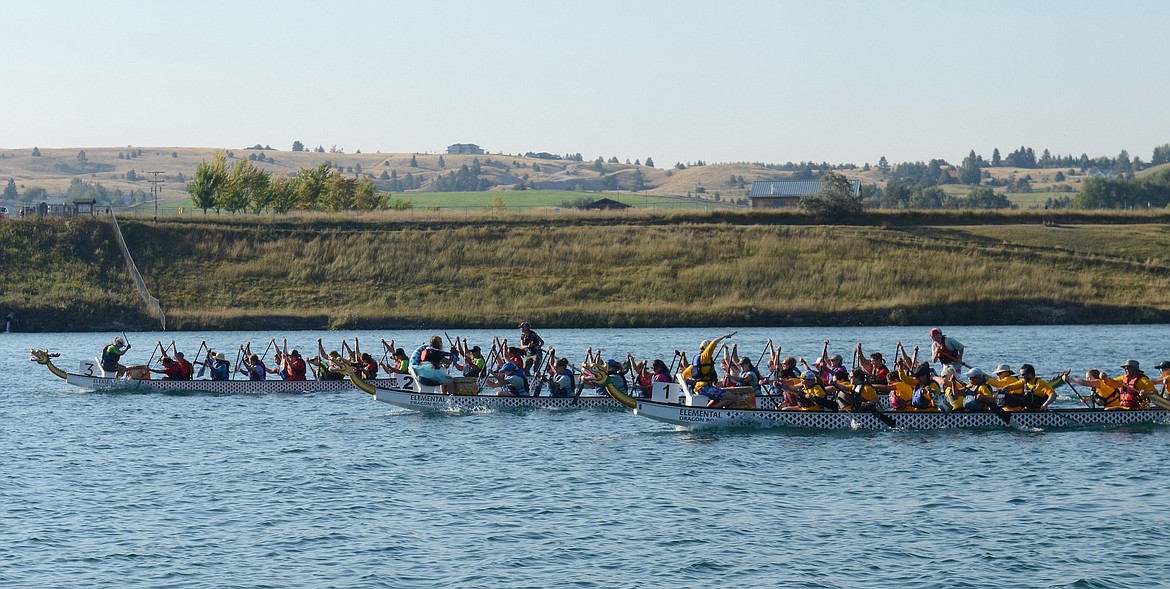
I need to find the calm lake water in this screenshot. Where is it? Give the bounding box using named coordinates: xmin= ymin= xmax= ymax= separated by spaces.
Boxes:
xmin=3 ymin=326 xmax=1169 ymax=588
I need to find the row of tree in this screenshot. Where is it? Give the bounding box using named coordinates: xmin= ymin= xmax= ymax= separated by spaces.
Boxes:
xmin=187 ymin=153 xmax=385 ymax=214
xmin=1072 ymin=168 xmax=1170 ymax=209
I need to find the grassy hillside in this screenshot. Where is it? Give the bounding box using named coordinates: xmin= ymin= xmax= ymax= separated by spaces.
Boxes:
xmin=7 ymin=211 xmax=1170 ymax=331
xmin=111 ymin=211 xmax=1170 ymax=330
xmin=0 ymin=217 xmax=154 ymax=331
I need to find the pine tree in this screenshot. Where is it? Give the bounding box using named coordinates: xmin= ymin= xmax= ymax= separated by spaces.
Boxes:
xmin=31 ymin=147 xmax=41 ymax=157
xmin=3 ymin=178 xmax=17 ymax=200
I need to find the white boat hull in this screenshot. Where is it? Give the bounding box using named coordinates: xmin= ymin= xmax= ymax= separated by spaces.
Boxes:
xmin=631 ymin=398 xmax=1170 ymax=430
xmin=61 ymin=372 xmax=366 ymax=394
xmin=372 ymin=386 xmax=622 ymax=411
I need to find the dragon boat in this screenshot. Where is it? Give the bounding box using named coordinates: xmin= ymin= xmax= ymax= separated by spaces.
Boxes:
xmin=341 ymin=362 xmax=626 ymax=411
xmin=30 ymin=349 xmax=379 ymax=394
xmin=602 ymin=373 xmax=1170 ymax=430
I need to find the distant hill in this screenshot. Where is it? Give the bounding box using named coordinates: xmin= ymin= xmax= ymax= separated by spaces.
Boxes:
xmin=0 ymin=146 xmax=783 ymax=206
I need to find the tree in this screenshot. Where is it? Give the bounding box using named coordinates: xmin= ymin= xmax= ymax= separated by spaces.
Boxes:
xmin=126 ymin=169 xmax=139 ymax=181
xmin=645 ymin=157 xmax=654 ymax=168
xmin=438 ymin=155 xmax=446 ymax=169
xmin=799 ymin=170 xmax=861 ymax=217
xmin=958 ymin=150 xmax=982 ymax=185
xmin=76 ymin=150 xmax=88 ymax=165
xmin=21 ymin=186 xmax=47 ymax=203
xmin=188 ymin=152 xmax=229 ymax=214
xmin=4 ymin=178 xmax=18 ymax=200
xmin=379 ymin=170 xmax=390 ymax=180
xmin=991 ymin=148 xmax=1001 ymax=167
xmin=31 ymin=147 xmax=41 ymax=157
xmin=961 ymin=187 xmax=1011 ymax=209
xmin=410 ymin=154 xmax=418 ymax=168
xmin=1152 ymin=144 xmax=1170 ymax=166
xmin=1115 ymin=149 xmax=1133 ymax=177
xmin=220 ymin=159 xmax=270 ymax=214
xmin=877 ymin=156 xmax=890 ymax=173
xmin=172 ymin=151 xmax=178 ymax=158
xmin=1054 ymin=171 xmax=1066 ymax=182
xmin=631 ymin=169 xmax=646 ymax=191
xmin=352 ymin=177 xmax=384 ymax=210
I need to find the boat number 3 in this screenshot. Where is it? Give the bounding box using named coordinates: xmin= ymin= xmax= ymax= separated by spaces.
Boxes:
xmin=79 ymin=361 xmax=96 ymax=376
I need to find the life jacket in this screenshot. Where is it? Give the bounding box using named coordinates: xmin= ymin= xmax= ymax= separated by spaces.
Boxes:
xmin=1120 ymin=374 xmax=1147 ymax=409
xmin=555 ymin=370 xmax=576 ymax=395
xmin=742 ymin=366 xmax=763 ymax=393
xmin=249 ymin=360 xmax=267 ymax=381
xmin=466 ymin=357 xmax=485 ymax=378
xmin=176 ymin=359 xmax=193 ymax=380
xmin=842 ymin=384 xmax=872 ymax=411
xmin=912 ymin=382 xmax=939 ymax=410
xmin=1092 ymin=384 xmax=1120 ymax=408
xmin=361 ymin=359 xmax=378 ymax=379
xmin=964 ymin=383 xmax=993 ymax=411
xmin=1002 ymin=378 xmax=1043 ymax=409
xmin=210 ymin=360 xmax=229 ymax=381
xmin=101 ymin=344 xmax=121 ymax=371
xmin=287 ymin=357 xmax=307 ymax=380
xmin=935 ymin=340 xmax=960 ymax=363
xmin=507 ymin=374 xmax=530 ymax=396
xmin=691 ymin=351 xmax=716 ymax=384
xmin=419 ymin=347 xmax=446 ymax=367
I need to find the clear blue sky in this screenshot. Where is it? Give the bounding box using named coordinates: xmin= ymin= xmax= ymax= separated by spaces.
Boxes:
xmin=5 ymin=1 xmax=1168 ymax=167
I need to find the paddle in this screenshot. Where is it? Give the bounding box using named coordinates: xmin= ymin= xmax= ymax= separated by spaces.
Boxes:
xmin=1061 ymin=374 xmax=1094 ymax=408
xmin=571 ymin=347 xmax=593 ymax=406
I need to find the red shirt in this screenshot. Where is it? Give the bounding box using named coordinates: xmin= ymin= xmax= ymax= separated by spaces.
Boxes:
xmin=287 ymin=357 xmax=307 ymax=380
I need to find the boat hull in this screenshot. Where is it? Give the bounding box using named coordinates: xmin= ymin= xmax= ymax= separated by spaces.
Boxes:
xmin=631 ymin=399 xmax=1170 ymax=429
xmin=372 ymin=387 xmax=622 ymax=411
xmin=61 ymin=372 xmax=365 ymax=394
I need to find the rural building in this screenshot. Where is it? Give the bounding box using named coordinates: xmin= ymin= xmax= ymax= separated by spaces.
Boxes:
xmin=447 ymin=143 xmax=485 ymax=155
xmin=748 ymin=179 xmax=861 ymax=209
xmin=583 ymin=198 xmax=630 ymax=211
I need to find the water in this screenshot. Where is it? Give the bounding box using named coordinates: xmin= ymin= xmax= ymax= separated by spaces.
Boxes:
xmin=3 ymin=326 xmax=1170 ymax=588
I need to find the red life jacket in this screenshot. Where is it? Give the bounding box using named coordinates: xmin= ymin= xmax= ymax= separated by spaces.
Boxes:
xmin=935 ymin=342 xmax=960 ymax=364
xmin=1120 ymin=374 xmax=1146 ymax=409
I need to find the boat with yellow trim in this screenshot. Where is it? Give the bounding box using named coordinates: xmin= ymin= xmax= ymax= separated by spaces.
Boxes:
xmin=605 ymin=373 xmax=1170 ymax=430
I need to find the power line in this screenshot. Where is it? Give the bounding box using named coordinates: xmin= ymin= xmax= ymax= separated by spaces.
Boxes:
xmin=146 ymin=171 xmax=165 ymax=219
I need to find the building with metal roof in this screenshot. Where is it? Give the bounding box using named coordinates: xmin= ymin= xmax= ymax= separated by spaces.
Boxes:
xmin=748 ymin=179 xmax=861 ymax=208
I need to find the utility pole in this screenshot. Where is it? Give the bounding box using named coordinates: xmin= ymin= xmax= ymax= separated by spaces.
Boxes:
xmin=146 ymin=171 xmax=165 ymax=219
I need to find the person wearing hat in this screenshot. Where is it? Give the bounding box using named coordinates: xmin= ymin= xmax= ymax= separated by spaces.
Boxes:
xmin=958 ymin=367 xmax=1000 ymax=411
xmin=683 ymin=332 xmax=736 ymax=393
xmin=199 ymin=351 xmax=231 ymax=381
xmin=1154 ymin=361 xmax=1170 ymax=399
xmin=494 ymin=361 xmax=530 ymax=396
xmin=100 ymin=336 xmax=132 ymax=378
xmin=988 ymin=364 xmax=1018 ymax=387
xmin=518 ymin=322 xmax=544 ymax=373
xmin=929 ymin=328 xmax=967 ymax=371
xmin=999 ymin=364 xmax=1057 ymax=411
xmin=1113 ymin=360 xmax=1158 ymax=410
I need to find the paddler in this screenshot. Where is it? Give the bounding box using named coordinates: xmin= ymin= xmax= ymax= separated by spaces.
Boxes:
xmin=1114 ymin=359 xmax=1158 ymax=410
xmin=776 ymin=370 xmax=833 ymax=411
xmin=683 ymin=332 xmax=736 ymax=393
xmin=100 ymin=336 xmax=131 ymax=378
xmin=929 ymin=328 xmax=966 ymax=371
xmin=998 ymin=364 xmax=1056 ymax=411
xmin=1155 ymin=361 xmax=1170 ymax=399
xmin=834 ymin=368 xmax=879 ymax=412
xmin=1063 ymin=369 xmax=1122 ymax=409
xmin=150 ymin=356 xmax=185 ymax=380
xmin=959 ymin=367 xmax=1000 ymax=411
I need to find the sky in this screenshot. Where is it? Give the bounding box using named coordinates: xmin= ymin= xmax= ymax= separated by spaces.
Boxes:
xmin=4 ymin=0 xmax=1168 ymax=168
